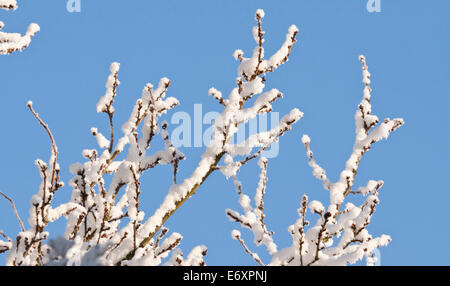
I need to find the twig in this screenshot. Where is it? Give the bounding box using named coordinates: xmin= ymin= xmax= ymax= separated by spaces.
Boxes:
xmin=154 ymin=227 xmax=169 ymax=249
xmin=108 ymin=112 xmax=115 ymax=153
xmin=233 ymin=232 xmax=264 ymax=266
xmin=255 ymin=158 xmax=269 ymax=235
xmin=0 ymin=230 xmax=11 ymax=241
xmin=27 ymin=101 xmax=59 ymax=193
xmin=307 ymin=212 xmax=332 ymax=266
xmin=0 ymin=191 xmax=25 ymax=232
xmin=298 ymin=195 xmax=308 ymax=266
xmin=130 ymin=165 xmax=141 ymax=250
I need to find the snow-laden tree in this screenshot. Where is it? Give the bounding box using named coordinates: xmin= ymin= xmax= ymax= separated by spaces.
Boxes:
xmin=0 ymin=0 xmax=39 ymax=55
xmin=0 ymin=9 xmax=402 ymax=266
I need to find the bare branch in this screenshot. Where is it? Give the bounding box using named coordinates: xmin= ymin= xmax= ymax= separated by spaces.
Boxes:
xmin=0 ymin=191 xmax=25 ymax=232
xmin=27 ymin=101 xmax=59 ymax=194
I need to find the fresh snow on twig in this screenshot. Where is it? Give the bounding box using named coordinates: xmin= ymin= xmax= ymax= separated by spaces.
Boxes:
xmin=0 ymin=1 xmax=39 ymax=55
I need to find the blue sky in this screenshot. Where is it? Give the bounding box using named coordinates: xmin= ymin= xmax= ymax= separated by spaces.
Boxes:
xmin=0 ymin=0 xmax=449 ymax=265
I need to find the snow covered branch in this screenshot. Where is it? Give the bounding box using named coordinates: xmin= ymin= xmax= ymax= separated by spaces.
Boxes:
xmin=1 ymin=9 xmax=300 ymax=266
xmin=4 ymin=103 xmax=84 ymax=266
xmin=227 ymin=55 xmax=403 ymax=266
xmin=0 ymin=0 xmax=39 ymax=55
xmin=116 ymin=8 xmax=301 ymax=264
xmin=0 ymin=9 xmax=403 ymax=267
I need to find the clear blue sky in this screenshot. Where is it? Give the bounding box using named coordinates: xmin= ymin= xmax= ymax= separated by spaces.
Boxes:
xmin=1 ymin=0 xmax=449 ymax=265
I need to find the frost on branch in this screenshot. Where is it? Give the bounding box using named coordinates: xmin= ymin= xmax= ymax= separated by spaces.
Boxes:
xmin=1 ymin=9 xmax=300 ymax=266
xmin=227 ymin=55 xmax=403 ymax=266
xmin=0 ymin=0 xmax=39 ymax=55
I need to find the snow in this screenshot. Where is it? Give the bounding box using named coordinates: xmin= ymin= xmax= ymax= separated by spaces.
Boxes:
xmin=91 ymin=127 xmax=110 ymax=149
xmin=27 ymin=23 xmax=40 ymax=35
xmin=255 ymin=9 xmax=265 ymax=19
xmin=184 ymin=245 xmax=207 ymax=266
xmin=301 ymin=134 xmax=310 ymax=144
xmin=231 ymin=229 xmax=241 ymax=239
xmin=0 ymin=19 xmax=40 ymax=55
xmin=47 ymin=203 xmax=86 ymax=223
xmin=240 ymin=77 xmax=265 ymax=99
xmin=233 ymin=49 xmax=244 ymax=61
xmin=266 ymin=25 xmax=298 ymax=70
xmin=357 ymin=180 xmax=383 ymax=195
xmin=309 ymin=200 xmax=325 ymax=214
xmin=219 ymin=154 xmax=241 ymax=178
xmin=0 ymin=0 xmax=17 ymax=10
xmin=254 ymin=157 xmax=267 ymax=209
xmin=96 ymin=62 xmax=120 ymax=113
xmin=208 ymin=87 xmax=224 ymax=104
xmin=302 ymin=134 xmax=331 ymax=190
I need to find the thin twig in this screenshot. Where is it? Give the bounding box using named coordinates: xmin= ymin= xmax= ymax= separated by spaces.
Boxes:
xmin=0 ymin=191 xmax=25 ymax=232
xmin=27 ymin=102 xmax=59 ymax=193
xmin=308 ymin=212 xmax=331 ymax=266
xmin=256 ymin=158 xmax=269 ymax=235
xmin=234 ymin=233 xmax=265 ymax=266
xmin=298 ymin=195 xmax=308 ymax=266
xmin=154 ymin=227 xmax=169 ymax=250
xmin=108 ymin=112 xmax=114 ymax=153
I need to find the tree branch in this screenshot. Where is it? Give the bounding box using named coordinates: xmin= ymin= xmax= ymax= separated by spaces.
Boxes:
xmin=0 ymin=191 xmax=25 ymax=232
